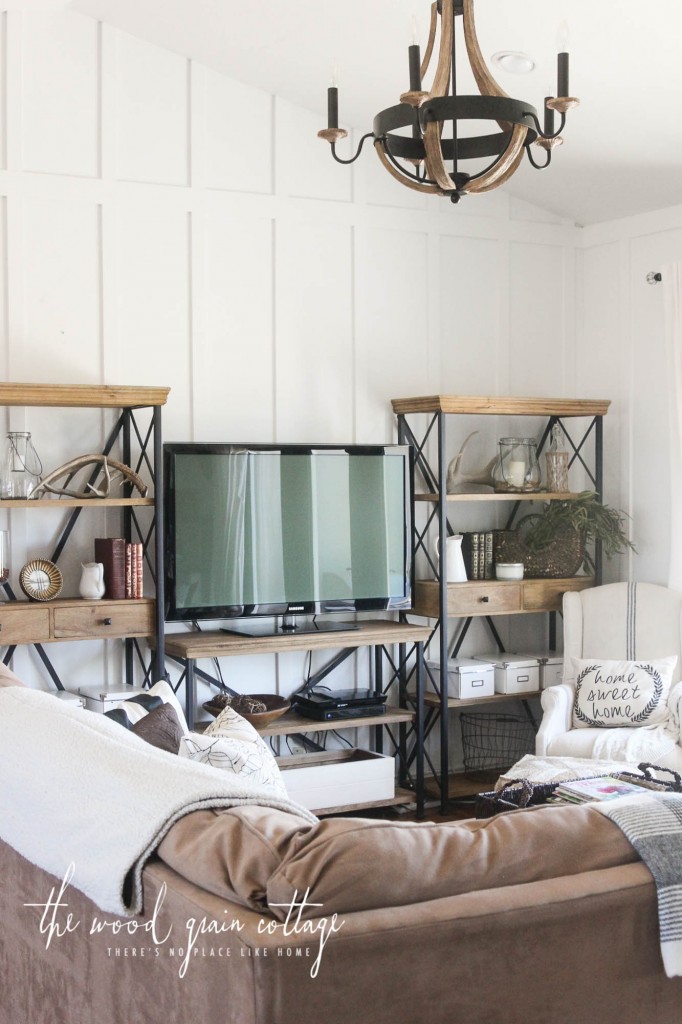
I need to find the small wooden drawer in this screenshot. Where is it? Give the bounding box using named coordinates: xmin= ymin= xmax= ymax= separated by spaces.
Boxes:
xmin=447 ymin=583 xmax=522 ymax=616
xmin=52 ymin=600 xmax=155 ymax=640
xmin=0 ymin=604 xmax=50 ymax=644
xmin=522 ymin=577 xmax=594 ymax=612
xmin=414 ymin=581 xmax=523 ymax=618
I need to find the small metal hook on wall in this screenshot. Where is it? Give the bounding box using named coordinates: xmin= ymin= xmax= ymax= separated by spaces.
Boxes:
xmin=646 ymin=271 xmax=663 ymax=285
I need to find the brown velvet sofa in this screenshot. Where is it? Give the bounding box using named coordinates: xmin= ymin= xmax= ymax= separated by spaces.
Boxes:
xmin=3 ymin=787 xmax=682 ymax=1024
xmin=1 ymin=662 xmax=681 ymax=1024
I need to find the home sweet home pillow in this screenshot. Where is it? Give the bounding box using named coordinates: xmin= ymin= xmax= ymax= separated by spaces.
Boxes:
xmin=571 ymin=656 xmax=677 ymax=729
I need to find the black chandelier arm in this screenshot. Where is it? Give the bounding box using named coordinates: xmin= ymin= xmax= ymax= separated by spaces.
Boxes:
xmin=330 ymin=132 xmax=375 ymax=165
xmin=525 ymin=143 xmax=552 ymax=170
xmin=524 ymin=108 xmax=567 ymax=142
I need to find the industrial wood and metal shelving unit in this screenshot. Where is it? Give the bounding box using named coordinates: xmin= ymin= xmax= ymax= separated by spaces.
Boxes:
xmin=0 ymin=383 xmax=168 ymax=687
xmin=393 ymin=394 xmax=610 ymax=810
xmin=163 ymin=618 xmax=430 ymax=815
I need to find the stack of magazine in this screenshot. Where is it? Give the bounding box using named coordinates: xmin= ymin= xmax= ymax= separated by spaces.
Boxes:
xmin=552 ymin=776 xmax=651 ymax=804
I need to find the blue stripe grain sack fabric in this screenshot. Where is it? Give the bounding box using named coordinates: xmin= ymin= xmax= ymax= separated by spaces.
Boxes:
xmin=597 ymin=792 xmax=682 ymax=976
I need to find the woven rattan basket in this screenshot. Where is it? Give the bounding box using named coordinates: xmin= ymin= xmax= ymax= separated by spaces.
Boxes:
xmin=494 ymin=524 xmax=584 ymax=578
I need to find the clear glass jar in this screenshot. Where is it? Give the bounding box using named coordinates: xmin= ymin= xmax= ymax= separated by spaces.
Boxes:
xmin=2 ymin=431 xmax=42 ymax=498
xmin=545 ymin=424 xmax=570 ymax=492
xmin=493 ymin=437 xmax=541 ymax=493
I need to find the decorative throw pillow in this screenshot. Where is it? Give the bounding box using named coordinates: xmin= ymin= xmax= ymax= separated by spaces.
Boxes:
xmin=106 ymin=694 xmax=163 ymax=728
xmin=179 ymin=705 xmax=286 ymax=796
xmin=131 ymin=703 xmax=184 ymax=754
xmin=104 ymin=680 xmax=190 ymax=735
xmin=571 ymin=656 xmax=677 ymax=729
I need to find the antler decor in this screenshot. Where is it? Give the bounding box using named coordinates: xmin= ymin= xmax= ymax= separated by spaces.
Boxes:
xmin=31 ymin=455 xmax=148 ymax=499
xmin=446 ymin=431 xmax=496 ymax=493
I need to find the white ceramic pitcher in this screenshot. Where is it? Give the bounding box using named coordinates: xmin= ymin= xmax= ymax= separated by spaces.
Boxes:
xmin=79 ymin=561 xmax=105 ymax=600
xmin=434 ymin=535 xmax=468 ymax=583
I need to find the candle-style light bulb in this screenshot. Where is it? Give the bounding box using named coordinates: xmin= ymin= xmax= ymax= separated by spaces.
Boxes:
xmin=556 ymin=21 xmax=570 ymax=97
xmin=408 ymin=19 xmax=422 ymax=92
xmin=327 ymin=65 xmax=340 ymax=130
xmin=544 ymin=95 xmax=555 ymax=136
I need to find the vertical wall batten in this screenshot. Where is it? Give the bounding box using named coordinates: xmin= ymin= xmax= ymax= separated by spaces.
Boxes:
xmin=0 ymin=6 xmax=581 ymax=706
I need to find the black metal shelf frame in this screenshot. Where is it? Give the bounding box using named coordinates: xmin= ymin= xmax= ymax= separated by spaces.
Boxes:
xmin=397 ymin=406 xmax=605 ymax=811
xmin=166 ymin=635 xmax=425 ymax=816
xmin=1 ymin=402 xmax=165 ymax=688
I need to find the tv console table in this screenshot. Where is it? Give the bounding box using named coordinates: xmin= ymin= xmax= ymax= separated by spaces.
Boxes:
xmin=163 ymin=619 xmax=430 ymax=815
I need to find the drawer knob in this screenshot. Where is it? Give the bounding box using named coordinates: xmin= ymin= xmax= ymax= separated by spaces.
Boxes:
xmin=480 ymin=596 xmax=490 ymax=603
xmin=103 ymin=617 xmax=113 ymax=626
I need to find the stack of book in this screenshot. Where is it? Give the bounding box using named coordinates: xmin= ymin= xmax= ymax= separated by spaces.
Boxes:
xmin=94 ymin=538 xmax=144 ymax=599
xmin=552 ymin=776 xmax=649 ymax=804
xmin=461 ymin=531 xmax=495 ymax=581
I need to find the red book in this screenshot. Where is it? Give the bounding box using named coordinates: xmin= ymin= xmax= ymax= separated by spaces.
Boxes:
xmin=94 ymin=538 xmax=126 ymax=600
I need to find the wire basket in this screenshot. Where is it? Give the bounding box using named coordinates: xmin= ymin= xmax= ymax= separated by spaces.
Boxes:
xmin=460 ymin=711 xmax=538 ymax=778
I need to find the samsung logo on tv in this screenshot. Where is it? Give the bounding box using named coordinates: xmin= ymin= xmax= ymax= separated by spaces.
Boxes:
xmin=288 ymin=605 xmax=305 ymax=612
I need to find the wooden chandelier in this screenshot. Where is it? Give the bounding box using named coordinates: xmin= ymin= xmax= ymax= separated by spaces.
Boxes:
xmin=318 ymin=0 xmax=579 ymax=203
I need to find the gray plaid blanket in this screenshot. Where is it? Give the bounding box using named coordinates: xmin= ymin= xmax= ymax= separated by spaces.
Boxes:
xmin=597 ymin=792 xmax=682 ymax=977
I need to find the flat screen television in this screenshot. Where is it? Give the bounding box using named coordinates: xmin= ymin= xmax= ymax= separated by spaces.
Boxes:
xmin=163 ymin=443 xmax=414 ymax=634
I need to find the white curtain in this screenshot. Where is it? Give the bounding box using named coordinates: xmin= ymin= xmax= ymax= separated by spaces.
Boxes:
xmin=663 ymin=263 xmax=682 ymax=590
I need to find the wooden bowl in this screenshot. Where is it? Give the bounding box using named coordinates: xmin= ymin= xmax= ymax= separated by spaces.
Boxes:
xmin=202 ymin=693 xmax=291 ymax=728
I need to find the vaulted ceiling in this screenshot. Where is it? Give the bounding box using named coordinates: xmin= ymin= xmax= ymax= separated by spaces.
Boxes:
xmin=40 ymin=0 xmax=682 ymax=224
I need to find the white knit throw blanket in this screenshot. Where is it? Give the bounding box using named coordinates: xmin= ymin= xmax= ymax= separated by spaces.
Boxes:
xmin=596 ymin=792 xmax=682 ymax=977
xmin=0 ymin=687 xmax=316 ymax=916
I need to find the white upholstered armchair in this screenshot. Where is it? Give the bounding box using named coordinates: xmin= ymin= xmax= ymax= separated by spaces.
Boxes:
xmin=536 ymin=582 xmax=682 ymax=772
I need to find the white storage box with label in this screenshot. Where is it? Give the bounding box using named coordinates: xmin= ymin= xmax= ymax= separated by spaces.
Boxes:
xmin=472 ymin=653 xmax=540 ymax=695
xmin=76 ymin=686 xmax=146 ymax=713
xmin=278 ymin=749 xmax=395 ymax=812
xmin=513 ymin=652 xmax=564 ymax=689
xmin=426 ymin=657 xmax=495 ymax=700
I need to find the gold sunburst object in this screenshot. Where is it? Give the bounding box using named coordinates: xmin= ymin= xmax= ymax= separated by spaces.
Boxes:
xmin=20 ymin=559 xmax=63 ymax=602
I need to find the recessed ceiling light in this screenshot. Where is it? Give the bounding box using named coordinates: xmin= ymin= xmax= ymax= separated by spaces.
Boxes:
xmin=491 ymin=51 xmax=536 ymax=75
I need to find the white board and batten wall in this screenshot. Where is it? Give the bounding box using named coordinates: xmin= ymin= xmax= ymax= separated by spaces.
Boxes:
xmin=2 ymin=7 xmax=668 ymax=721
xmin=578 ymin=206 xmax=682 ymax=590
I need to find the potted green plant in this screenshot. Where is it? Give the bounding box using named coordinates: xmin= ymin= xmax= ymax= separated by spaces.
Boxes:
xmin=494 ymin=491 xmax=635 ymax=578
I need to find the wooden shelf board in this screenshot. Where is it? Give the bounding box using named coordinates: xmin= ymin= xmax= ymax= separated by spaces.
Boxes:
xmin=391 ymin=395 xmax=610 ymax=417
xmin=163 ymin=619 xmax=431 ymax=660
xmin=0 ymin=383 xmax=169 ymax=408
xmin=413 ymin=575 xmax=595 ymax=618
xmin=0 ymin=596 xmax=154 ymax=608
xmin=424 ymin=689 xmax=541 ymax=710
xmin=0 ymin=497 xmax=154 ymax=508
xmin=315 ymin=787 xmax=415 ymax=816
xmin=414 ymin=491 xmax=576 ymax=503
xmin=416 ymin=577 xmax=593 ymax=589
xmin=258 ymin=707 xmax=414 ymax=736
